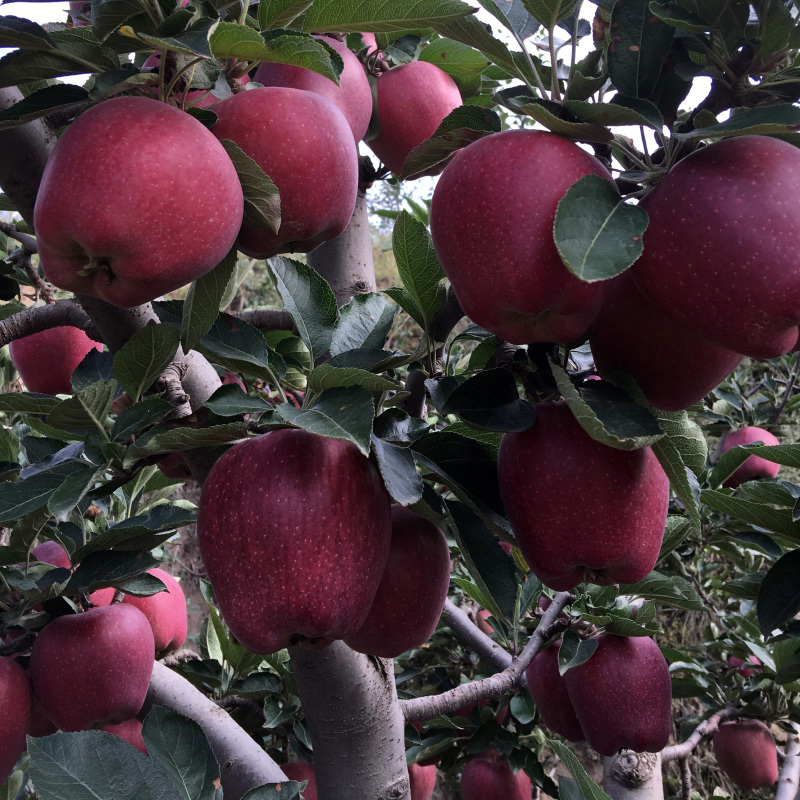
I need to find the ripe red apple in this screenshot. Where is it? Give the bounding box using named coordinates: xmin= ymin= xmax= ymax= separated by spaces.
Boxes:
xmin=197 ymin=429 xmax=392 ymax=654
xmin=476 ymin=608 xmax=494 ymax=635
xmin=590 ymin=271 xmax=743 ymax=411
xmin=210 ymin=87 xmax=358 ymax=260
xmin=631 ymin=135 xmax=800 ymax=359
xmin=728 ymin=654 xmax=761 ymax=677
xmin=344 ymin=505 xmax=450 ymax=658
xmin=102 ymin=718 xmax=148 ymax=755
xmin=34 ymin=96 xmax=244 ymax=308
xmin=10 ymin=326 xmax=103 ymax=396
xmin=525 ymin=642 xmax=584 ymax=742
xmin=460 ymin=752 xmax=532 ymax=800
xmin=498 ymin=401 xmax=669 ymax=590
xmin=31 ymin=540 xmax=71 ymax=569
xmin=0 ymin=657 xmax=32 ymax=784
xmin=564 ymin=634 xmax=672 ymax=756
xmin=430 ymin=130 xmax=614 ymax=344
xmin=254 ymin=36 xmax=372 ymax=142
xmin=29 ymin=604 xmax=155 ymax=731
xmin=122 ymin=568 xmax=187 ymax=657
xmin=713 ymin=719 xmax=778 ymax=790
xmin=29 ymin=692 xmax=58 ymax=737
xmin=156 ymin=451 xmax=193 ymax=480
xmin=366 ymin=61 xmax=462 ymax=175
xmin=409 ymin=762 xmax=436 ymax=800
xmin=88 ymin=586 xmax=117 ymax=607
xmin=282 ymin=761 xmax=318 ymax=800
xmin=359 ymin=32 xmax=377 ymax=53
xmin=721 ymin=427 xmax=780 ymax=488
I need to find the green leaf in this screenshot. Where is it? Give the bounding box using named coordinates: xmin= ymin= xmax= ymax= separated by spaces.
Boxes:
xmin=123 ymin=423 xmax=249 ymax=466
xmin=258 ymin=0 xmax=314 ymax=30
xmin=47 ymin=380 xmax=116 ymax=433
xmin=307 ymin=363 xmax=400 ymax=394
xmin=275 ymin=386 xmax=375 ymax=456
xmin=182 ymin=247 xmax=238 ymax=353
xmin=28 ymin=731 xmax=176 ymax=800
xmin=399 ymin=105 xmax=501 ymax=180
xmin=547 ymin=740 xmax=614 ymax=800
xmin=757 ymin=549 xmax=800 ymax=633
xmin=656 ymin=410 xmax=707 ymax=477
xmin=521 ymin=0 xmax=581 ymax=28
xmin=390 ymin=211 xmax=446 ymax=333
xmin=48 ymin=464 xmax=102 ymax=521
xmin=0 ymin=15 xmax=57 ymax=50
xmin=701 ymin=489 xmax=800 ymax=540
xmin=726 ymin=572 xmax=765 ymax=600
xmin=515 ymin=98 xmax=613 ymax=143
xmin=0 ymin=391 xmax=60 ymax=415
xmin=111 ymin=396 xmax=174 ymax=442
xmin=658 ymin=515 xmax=693 ymax=559
xmin=607 ymin=0 xmax=675 ymax=97
xmin=418 ymin=37 xmax=494 ymax=86
xmin=141 ymin=706 xmax=219 ymax=800
xmin=564 ymin=96 xmax=664 ymax=130
xmin=0 ymin=427 xmax=19 ymax=464
xmin=128 ymin=18 xmax=217 ymax=58
xmin=67 ymin=550 xmax=160 ymax=595
xmin=268 ymin=256 xmax=338 ymax=362
xmin=551 ymin=361 xmax=663 ymax=450
xmin=219 ymin=140 xmax=281 ymax=234
xmin=619 ymin=572 xmax=705 ymax=610
xmin=649 ymin=2 xmax=710 ymax=33
xmin=370 ymin=433 xmax=424 ymax=506
xmin=303 ymin=0 xmax=475 ymax=32
xmin=554 ymin=175 xmax=648 ymax=281
xmin=204 ymin=384 xmax=274 ymax=417
xmin=113 ymin=321 xmax=181 ymax=403
xmin=558 ymin=630 xmax=598 ymax=674
xmin=330 ymin=293 xmax=397 ymax=356
xmin=677 ymin=103 xmax=800 ymax=140
xmin=0 ymin=83 xmax=90 ymax=130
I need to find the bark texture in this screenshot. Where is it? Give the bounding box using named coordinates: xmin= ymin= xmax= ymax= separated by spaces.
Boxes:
xmin=602 ymin=751 xmax=663 ymax=800
xmin=290 ymin=642 xmax=410 ymax=800
xmin=775 ymin=721 xmax=800 ymax=800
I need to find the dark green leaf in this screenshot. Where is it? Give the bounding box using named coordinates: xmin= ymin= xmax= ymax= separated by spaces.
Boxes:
xmin=373 ymin=408 xmax=430 ymax=444
xmin=547 ymin=740 xmax=614 ymax=800
xmin=757 ymin=549 xmax=800 ymax=633
xmin=307 ymin=363 xmax=400 ymax=394
xmin=48 ymin=464 xmax=102 ymax=521
xmin=204 ymin=384 xmax=273 ymax=417
xmin=330 ymin=293 xmax=397 ymax=356
xmin=619 ymin=572 xmax=705 ymax=610
xmin=124 ymin=423 xmax=248 ymax=465
xmin=113 ymin=321 xmax=181 ymax=403
xmin=111 ymin=396 xmax=174 ymax=442
xmin=219 ymin=140 xmax=281 ymax=233
xmin=0 ymin=83 xmax=89 ymax=130
xmin=558 ymin=630 xmax=598 ymax=674
xmin=0 ymin=15 xmax=56 ymax=50
xmin=258 ymin=0 xmax=314 ymax=30
xmin=67 ymin=550 xmax=159 ymax=595
xmin=521 ymin=0 xmax=581 ymax=28
xmin=371 ymin=433 xmax=424 ymax=506
xmin=303 ymin=0 xmax=475 ymax=32
xmin=678 ymin=103 xmax=800 ymax=139
xmin=564 ymin=96 xmax=664 ymax=130
xmin=46 ymin=380 xmax=116 ymax=433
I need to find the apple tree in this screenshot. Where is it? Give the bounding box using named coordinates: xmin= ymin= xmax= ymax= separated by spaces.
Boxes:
xmin=0 ymin=0 xmax=799 ymax=799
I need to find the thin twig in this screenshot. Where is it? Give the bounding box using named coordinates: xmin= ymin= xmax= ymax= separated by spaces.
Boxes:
xmin=774 ymin=354 xmax=800 ymax=425
xmin=0 ymin=219 xmax=38 ymax=253
xmin=233 ymin=309 xmax=296 ymax=332
xmin=679 ymin=757 xmax=692 ymax=800
xmin=662 ymin=706 xmax=739 ymax=762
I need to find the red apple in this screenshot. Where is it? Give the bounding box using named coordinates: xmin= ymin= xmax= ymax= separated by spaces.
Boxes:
xmin=564 ymin=634 xmax=672 ymax=756
xmin=29 ymin=604 xmax=155 ymax=731
xmin=366 ymin=61 xmax=462 ymax=176
xmin=282 ymin=761 xmax=317 ymax=800
xmin=102 ymin=718 xmax=148 ymax=755
xmin=122 ymin=568 xmax=187 ymax=657
xmin=430 ymin=130 xmax=614 ymax=344
xmin=590 ymin=271 xmax=743 ymax=411
xmin=34 ymin=96 xmax=244 ymax=308
xmin=197 ymin=429 xmax=392 ymax=654
xmin=344 ymin=505 xmax=451 ymax=658
xmin=713 ymin=719 xmax=778 ymax=790
xmin=721 ymin=427 xmax=780 ymax=488
xmin=254 ymin=36 xmax=372 ymax=142
xmin=29 ymin=693 xmax=58 ymax=738
xmin=359 ymin=32 xmax=377 ymax=53
xmin=88 ymin=586 xmax=117 ymax=607
xmin=10 ymin=326 xmax=103 ymax=396
xmin=31 ymin=540 xmax=71 ymax=569
xmin=210 ymin=87 xmax=358 ymax=260
xmin=525 ymin=642 xmax=584 ymax=742
xmin=631 ymin=135 xmax=800 ymax=359
xmin=156 ymin=451 xmax=193 ymax=481
xmin=409 ymin=762 xmax=436 ymax=800
xmin=497 ymin=401 xmax=669 ymax=590
xmin=476 ymin=608 xmax=494 ymax=635
xmin=727 ymin=654 xmax=761 ymax=678
xmin=460 ymin=752 xmax=531 ymax=800
xmin=0 ymin=657 xmax=32 ymax=784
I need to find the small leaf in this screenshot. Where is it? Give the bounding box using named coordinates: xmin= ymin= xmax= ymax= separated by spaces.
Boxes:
xmin=110 ymin=396 xmax=174 ymax=442
xmin=564 ymin=96 xmax=664 ymax=131
xmin=547 ymin=740 xmax=614 ymax=800
xmin=46 ymin=380 xmax=116 ymax=433
xmin=219 ymin=140 xmax=281 ymax=233
xmin=113 ymin=321 xmax=181 ymax=403
xmin=558 ymin=630 xmax=598 ymax=675
xmin=370 ymin=433 xmax=424 ymax=506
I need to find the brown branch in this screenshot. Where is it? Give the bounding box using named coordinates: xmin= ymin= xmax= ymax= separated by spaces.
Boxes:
xmin=0 ymin=219 xmax=38 ymax=253
xmin=0 ymin=631 xmax=35 ymax=657
xmin=16 ymin=252 xmax=55 ymax=304
xmin=154 ymin=360 xmax=191 ymax=419
xmin=441 ymin=598 xmax=513 ymax=673
xmin=662 ymin=706 xmax=739 ymax=763
xmin=233 ymin=309 xmax=296 ymax=332
xmin=401 ymin=592 xmax=575 ymax=722
xmin=0 ymin=298 xmax=97 ymax=347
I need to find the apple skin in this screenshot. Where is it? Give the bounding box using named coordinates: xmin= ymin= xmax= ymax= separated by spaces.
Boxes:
xmin=590 ymin=271 xmax=743 ymax=411
xmin=460 ymin=753 xmax=532 ymax=800
xmin=210 ymin=87 xmax=358 ymax=260
xmin=525 ymin=642 xmax=584 ymax=742
xmin=631 ymin=135 xmax=800 ymax=359
xmin=255 ymin=36 xmax=372 ymax=142
xmin=102 ymin=718 xmax=148 ymax=755
xmin=713 ymin=719 xmax=778 ymax=790
xmin=366 ymin=61 xmax=462 ymax=176
xmin=10 ymin=326 xmax=103 ymax=396
xmin=197 ymin=429 xmax=392 ymax=655
xmin=281 ymin=761 xmax=318 ymax=800
xmin=31 ymin=540 xmax=71 ymax=569
xmin=564 ymin=634 xmax=672 ymax=757
xmin=497 ymin=401 xmax=669 ymax=590
xmin=34 ymin=96 xmax=244 ymax=308
xmin=430 ymin=130 xmax=614 ymax=345
xmin=728 ymin=654 xmax=761 ymax=677
xmin=343 ymin=505 xmax=451 ymax=658
xmin=476 ymin=608 xmax=493 ymax=635
xmin=122 ymin=568 xmax=187 ymax=657
xmin=721 ymin=426 xmax=780 ymax=488
xmin=409 ymin=762 xmax=436 ymax=800
xmin=88 ymin=586 xmax=117 ymax=607
xmin=0 ymin=657 xmax=32 ymax=785
xmin=29 ymin=604 xmax=155 ymax=731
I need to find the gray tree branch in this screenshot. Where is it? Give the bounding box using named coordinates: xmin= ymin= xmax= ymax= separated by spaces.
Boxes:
xmin=0 ymin=299 xmax=97 ymax=347
xmin=661 ymin=706 xmax=739 ymax=763
xmin=775 ymin=721 xmax=800 ymax=800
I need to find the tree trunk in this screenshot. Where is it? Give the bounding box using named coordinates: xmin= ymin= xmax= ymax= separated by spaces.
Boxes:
xmin=602 ymin=752 xmax=663 ymax=800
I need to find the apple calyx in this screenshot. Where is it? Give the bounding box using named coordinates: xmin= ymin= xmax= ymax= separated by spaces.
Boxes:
xmin=77 ymin=256 xmax=113 ymax=284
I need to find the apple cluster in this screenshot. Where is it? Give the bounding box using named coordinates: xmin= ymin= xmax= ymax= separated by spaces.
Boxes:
xmin=0 ymin=541 xmax=187 ymax=782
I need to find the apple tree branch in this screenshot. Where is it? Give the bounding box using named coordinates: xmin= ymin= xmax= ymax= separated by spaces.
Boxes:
xmin=661 ymin=706 xmax=739 ymax=763
xmin=775 ymin=721 xmax=800 ymax=800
